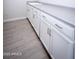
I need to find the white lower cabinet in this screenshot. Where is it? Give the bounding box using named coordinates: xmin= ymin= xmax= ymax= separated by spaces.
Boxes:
xmin=32 ymin=8 xmax=40 ymax=36
xmin=49 ymin=26 xmax=74 ymax=59
xmin=40 ymin=19 xmax=51 ymax=52
xmin=27 ymin=5 xmax=74 ymax=59
xmin=40 ymin=13 xmax=74 ymax=59
xmin=27 ymin=5 xmax=40 ymax=36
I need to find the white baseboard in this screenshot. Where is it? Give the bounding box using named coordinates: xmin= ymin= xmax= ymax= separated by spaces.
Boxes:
xmin=3 ymin=17 xmax=27 ymax=23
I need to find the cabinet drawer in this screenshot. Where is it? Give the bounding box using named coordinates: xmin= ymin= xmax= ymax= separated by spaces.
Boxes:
xmin=41 ymin=12 xmax=74 ymax=40
xmin=51 ymin=17 xmax=74 ymax=40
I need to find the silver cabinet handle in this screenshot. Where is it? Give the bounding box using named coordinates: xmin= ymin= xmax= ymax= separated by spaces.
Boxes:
xmin=42 ymin=15 xmax=46 ymax=19
xmin=55 ymin=24 xmax=63 ymax=29
xmin=47 ymin=28 xmax=51 ymax=36
xmin=33 ymin=11 xmax=37 ymax=18
xmin=33 ymin=14 xmax=35 ymax=18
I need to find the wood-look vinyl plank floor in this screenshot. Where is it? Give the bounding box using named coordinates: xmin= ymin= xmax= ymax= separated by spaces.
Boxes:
xmin=3 ymin=19 xmax=50 ymax=59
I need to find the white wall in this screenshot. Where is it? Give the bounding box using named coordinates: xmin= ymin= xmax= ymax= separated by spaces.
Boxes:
xmin=3 ymin=0 xmax=38 ymax=20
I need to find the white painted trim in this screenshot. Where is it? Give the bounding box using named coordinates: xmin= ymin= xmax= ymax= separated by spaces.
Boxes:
xmin=3 ymin=17 xmax=27 ymax=23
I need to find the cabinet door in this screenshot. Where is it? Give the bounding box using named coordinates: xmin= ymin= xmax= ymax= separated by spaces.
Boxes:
xmin=32 ymin=9 xmax=40 ymax=36
xmin=40 ymin=18 xmax=51 ymax=52
xmin=50 ymin=26 xmax=74 ymax=59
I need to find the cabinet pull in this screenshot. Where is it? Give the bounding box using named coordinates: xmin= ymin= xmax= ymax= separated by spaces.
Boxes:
xmin=55 ymin=24 xmax=63 ymax=29
xmin=47 ymin=28 xmax=51 ymax=36
xmin=33 ymin=14 xmax=35 ymax=18
xmin=42 ymin=15 xmax=46 ymax=19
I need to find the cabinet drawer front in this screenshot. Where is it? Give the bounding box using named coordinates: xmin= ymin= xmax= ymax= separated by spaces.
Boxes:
xmin=51 ymin=17 xmax=74 ymax=40
xmin=41 ymin=12 xmax=74 ymax=40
